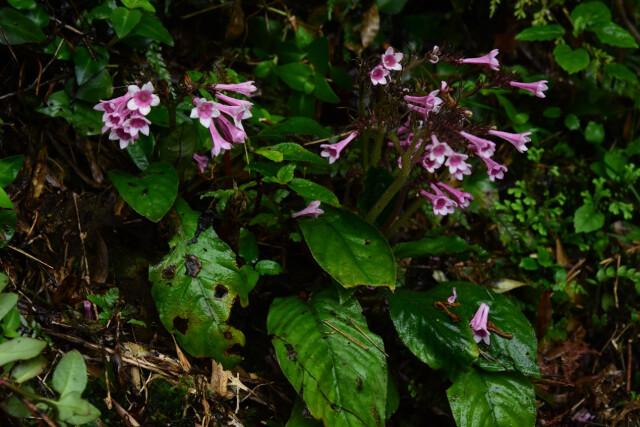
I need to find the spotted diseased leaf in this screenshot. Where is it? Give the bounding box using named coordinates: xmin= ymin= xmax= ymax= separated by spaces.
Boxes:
xmin=268 ymin=289 xmax=387 ymax=427
xmin=149 ymin=199 xmax=254 ymax=367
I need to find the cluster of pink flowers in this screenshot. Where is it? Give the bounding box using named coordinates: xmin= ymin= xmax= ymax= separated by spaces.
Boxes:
xmin=190 ymin=81 xmax=256 ymax=171
xmin=369 ymin=47 xmax=403 ymax=86
xmin=94 ymin=82 xmax=159 ymax=149
xmin=447 ymin=288 xmax=492 ymax=345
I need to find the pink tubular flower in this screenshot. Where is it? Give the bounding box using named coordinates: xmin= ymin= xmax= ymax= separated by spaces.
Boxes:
xmin=127 ymin=82 xmax=160 ymax=115
xmin=445 ymin=152 xmax=472 ymax=180
xmin=320 ymin=131 xmax=358 ymax=164
xmin=481 ymin=156 xmax=508 ymax=181
xmin=123 ymin=114 xmax=150 ymax=137
xmin=213 ymin=81 xmax=257 ymax=97
xmin=190 ymin=97 xmax=220 ymax=128
xmin=292 ymin=200 xmax=324 ymax=219
xmin=426 ymin=134 xmax=452 ymax=164
xmin=382 ymin=47 xmax=403 ymax=71
xmin=460 ymin=49 xmax=500 ymax=71
xmin=193 ymin=153 xmax=209 ymax=173
xmin=437 ymin=182 xmax=473 ymax=208
xmin=459 ymin=131 xmax=496 ymax=158
xmin=370 ymin=65 xmax=390 ymax=86
xmin=419 ymin=184 xmax=457 ymax=216
xmin=470 ymin=303 xmax=490 ymax=345
xmin=488 ymin=129 xmax=531 ymax=153
xmin=404 ymin=90 xmax=443 ymax=117
xmin=509 ymin=80 xmax=548 ymax=98
xmin=447 ymin=287 xmax=457 ymax=304
xmin=109 ymin=127 xmax=135 ymax=149
xmin=217 ymin=114 xmax=246 ymax=144
xmin=209 ymin=123 xmax=233 ymax=157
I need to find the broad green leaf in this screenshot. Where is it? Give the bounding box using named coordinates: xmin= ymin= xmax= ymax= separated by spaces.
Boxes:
xmin=0 ymin=188 xmax=16 ymax=247
xmin=276 ymin=63 xmax=316 ymax=94
xmin=54 ymin=392 xmax=101 ymax=424
xmin=52 ymin=350 xmax=88 ymax=397
xmin=255 ymin=143 xmax=326 ymax=166
xmin=0 ymin=292 xmax=18 ymax=321
xmin=0 ymin=272 xmax=8 ymax=292
xmin=447 ymin=369 xmax=536 ymax=427
xmin=313 ymin=75 xmax=340 ymax=103
xmin=515 ymin=24 xmax=565 ymax=41
xmin=11 ymin=356 xmax=47 ymax=383
xmin=298 ymin=207 xmax=396 ymax=289
xmin=390 ymin=282 xmax=539 ymax=376
xmin=8 ymin=0 xmax=36 ymax=10
xmin=149 ymin=199 xmax=249 ymax=367
xmin=122 ymin=0 xmax=155 ymax=12
xmin=0 ymin=337 xmax=46 ymax=366
xmin=307 ymin=37 xmax=329 ymax=75
xmin=73 ymin=47 xmax=108 ymax=86
xmin=570 ymin=1 xmax=611 ymax=34
xmin=1 ymin=306 xmax=20 ymax=338
xmin=0 ymin=8 xmax=45 ymax=44
xmin=584 ymin=121 xmax=605 ymax=144
xmin=377 ymin=0 xmax=408 ymax=14
xmin=553 ymin=45 xmax=589 ymax=74
xmin=75 ymin=69 xmax=113 ymax=103
xmin=288 ymin=178 xmax=340 ymax=206
xmin=574 ymin=203 xmax=605 ymax=233
xmin=255 ymin=260 xmax=283 ymax=275
xmin=108 ymin=162 xmax=179 ymax=222
xmin=110 ymin=7 xmax=142 ymax=38
xmin=268 ymin=290 xmax=387 ymax=427
xmin=238 ymin=228 xmax=258 ymax=263
xmin=131 ymin=14 xmax=174 ymax=46
xmin=258 ymin=117 xmax=331 ymax=140
xmin=604 ymin=63 xmax=638 ymax=84
xmin=127 ymin=134 xmax=155 ymax=170
xmin=394 ymin=235 xmax=478 ymax=258
xmin=287 ymin=399 xmax=322 ymax=427
xmin=595 ymin=22 xmax=638 ymax=48
xmin=0 ymin=155 xmax=24 ymax=187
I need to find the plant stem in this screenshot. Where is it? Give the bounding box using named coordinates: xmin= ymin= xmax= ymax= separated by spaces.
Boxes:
xmin=385 ymin=197 xmax=424 ymax=237
xmin=370 ymin=130 xmax=385 ymax=167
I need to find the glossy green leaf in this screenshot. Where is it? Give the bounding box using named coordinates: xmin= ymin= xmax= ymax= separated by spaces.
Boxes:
xmin=0 ymin=155 xmax=24 ymax=187
xmin=286 ymin=399 xmax=322 ymax=427
xmin=447 ymin=369 xmax=536 ymax=427
xmin=584 ymin=121 xmax=605 ymax=144
xmin=255 ymin=143 xmax=326 ymax=165
xmin=268 ymin=289 xmax=387 ymax=427
xmin=73 ymin=47 xmax=108 ymax=86
xmin=574 ymin=203 xmax=605 ymax=233
xmin=127 ymin=134 xmax=155 ymax=171
xmin=238 ymin=228 xmax=258 ymax=263
xmin=390 ymin=282 xmax=539 ymax=376
xmin=515 ymin=24 xmax=565 ymax=41
xmin=313 ymin=75 xmax=340 ymax=103
xmin=570 ymin=1 xmax=611 ymax=33
xmin=604 ymin=63 xmax=638 ymax=84
xmin=0 ymin=337 xmax=46 ymax=366
xmin=149 ymin=199 xmax=249 ymax=367
xmin=255 ymin=260 xmax=283 ymax=275
xmin=108 ymin=162 xmax=179 ymax=222
xmin=298 ymin=207 xmax=396 ymax=289
xmin=122 ymin=0 xmax=155 ymax=12
xmin=377 ymin=0 xmax=408 ymax=14
xmin=307 ymin=37 xmax=329 ymax=75
xmin=553 ymin=45 xmax=589 ymax=74
xmin=0 ymin=292 xmax=18 ymax=321
xmin=54 ymin=392 xmax=101 ymax=424
xmin=8 ymin=0 xmax=36 ymax=10
xmin=0 ymin=8 xmax=46 ymax=44
xmin=595 ymin=22 xmax=638 ymax=48
xmin=75 ymin=69 xmax=113 ymax=103
xmin=289 ymin=178 xmax=339 ymax=206
xmin=394 ymin=235 xmax=478 ymax=258
xmin=110 ymin=7 xmax=142 ymax=38
xmin=131 ymin=14 xmax=174 ymax=46
xmin=52 ymin=350 xmax=88 ymax=396
xmin=276 ymin=63 xmax=316 ymax=94
xmin=258 ymin=117 xmax=331 ymax=140
xmin=11 ymin=356 xmax=47 ymax=383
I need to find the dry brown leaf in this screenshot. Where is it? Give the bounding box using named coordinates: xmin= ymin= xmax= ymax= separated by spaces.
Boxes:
xmin=360 ymin=4 xmax=379 ymax=49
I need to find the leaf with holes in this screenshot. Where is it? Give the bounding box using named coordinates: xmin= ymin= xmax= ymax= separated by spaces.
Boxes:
xmin=268 ymin=289 xmax=387 ymax=427
xmin=149 ymin=199 xmax=252 ymax=367
xmin=389 ymin=282 xmax=539 ymax=376
xmin=108 ymin=162 xmax=178 ymax=222
xmin=447 ymin=369 xmax=536 ymax=427
xmin=298 ymin=206 xmax=396 ymax=289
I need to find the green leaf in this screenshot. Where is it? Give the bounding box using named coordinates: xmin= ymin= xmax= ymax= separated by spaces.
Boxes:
xmin=11 ymin=356 xmax=48 ymax=383
xmin=313 ymin=75 xmax=340 ymax=103
xmin=122 ymin=0 xmax=156 ymax=12
xmin=0 ymin=337 xmax=46 ymax=366
xmin=390 ymin=282 xmax=539 ymax=376
xmin=276 ymin=63 xmax=316 ymax=94
xmin=149 ymin=199 xmax=248 ymax=367
xmin=393 ymin=235 xmax=477 ymax=258
xmin=447 ymin=369 xmax=536 ymax=427
xmin=553 ymin=45 xmax=590 ymax=74
xmin=288 ymin=178 xmax=340 ymax=207
xmin=258 ymin=117 xmax=331 ymax=140
xmin=54 ymin=392 xmax=101 ymax=424
xmin=570 ymin=1 xmax=611 ymax=34
xmin=298 ymin=207 xmax=396 ymax=289
xmin=110 ymin=7 xmax=142 ymax=38
xmin=73 ymin=47 xmax=108 ymax=86
xmin=0 ymin=155 xmax=24 ymax=187
xmin=0 ymin=292 xmax=18 ymax=321
xmin=584 ymin=121 xmax=605 ymax=144
xmin=127 ymin=134 xmax=155 ymax=170
xmin=604 ymin=63 xmax=638 ymax=84
xmin=52 ymin=350 xmax=88 ymax=397
xmin=8 ymin=0 xmax=36 ymax=10
xmin=307 ymin=37 xmax=329 ymax=75
xmin=0 ymin=272 xmax=8 ymax=292
xmin=255 ymin=260 xmax=283 ymax=276
xmin=595 ymin=22 xmax=639 ymax=48
xmin=131 ymin=14 xmax=174 ymax=46
xmin=0 ymin=188 xmax=16 ymax=248
xmin=0 ymin=8 xmax=46 ymax=44
xmin=268 ymin=290 xmax=387 ymax=427
xmin=238 ymin=228 xmax=258 ymax=263
xmin=75 ymin=69 xmax=113 ymax=103
xmin=376 ymin=0 xmax=408 ymax=14
xmin=255 ymin=143 xmax=326 ymax=166
xmin=515 ymin=24 xmax=565 ymax=41
xmin=287 ymin=399 xmax=322 ymax=427
xmin=108 ymin=162 xmax=179 ymax=222
xmin=574 ymin=203 xmax=605 ymax=233
xmin=564 ymin=114 xmax=580 ymax=130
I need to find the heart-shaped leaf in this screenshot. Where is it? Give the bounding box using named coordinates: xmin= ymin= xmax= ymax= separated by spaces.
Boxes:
xmin=553 ymin=45 xmax=590 ymax=74
xmin=298 ymin=206 xmax=396 ymax=289
xmin=0 ymin=7 xmax=46 ymax=45
xmin=110 ymin=7 xmax=142 ymax=38
xmin=447 ymin=369 xmax=536 ymax=427
xmin=109 ymin=162 xmax=178 ymax=222
xmin=268 ymin=289 xmax=387 ymax=427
